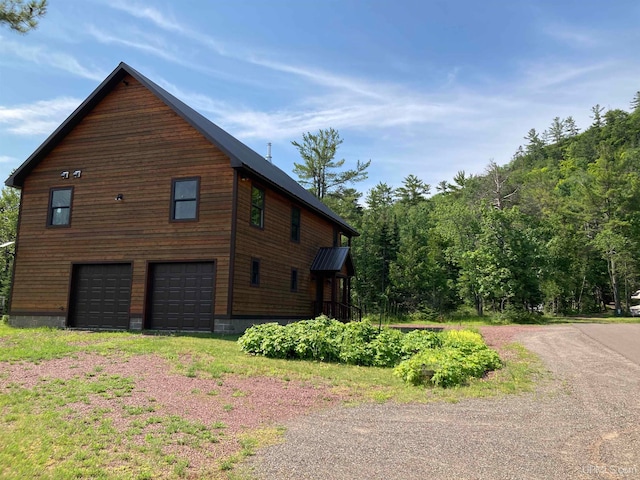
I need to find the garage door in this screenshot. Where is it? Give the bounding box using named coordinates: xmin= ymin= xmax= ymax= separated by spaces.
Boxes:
xmin=148 ymin=262 xmax=215 ymax=331
xmin=69 ymin=263 xmax=132 ymax=329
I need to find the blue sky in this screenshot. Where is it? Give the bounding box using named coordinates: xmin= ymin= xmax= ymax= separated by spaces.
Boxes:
xmin=1 ymin=0 xmax=639 ymax=195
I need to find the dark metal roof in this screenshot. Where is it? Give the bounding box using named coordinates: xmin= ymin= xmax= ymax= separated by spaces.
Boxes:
xmin=311 ymin=247 xmax=354 ymax=276
xmin=5 ymin=62 xmax=358 ymax=237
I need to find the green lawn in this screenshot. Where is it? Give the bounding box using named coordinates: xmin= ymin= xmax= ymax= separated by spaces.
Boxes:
xmin=0 ymin=323 xmax=542 ymax=479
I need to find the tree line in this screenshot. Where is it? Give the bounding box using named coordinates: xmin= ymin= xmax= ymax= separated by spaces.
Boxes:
xmin=295 ymin=93 xmax=640 ymax=319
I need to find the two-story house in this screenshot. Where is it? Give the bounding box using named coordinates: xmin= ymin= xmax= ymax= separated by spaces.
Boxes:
xmin=5 ymin=62 xmax=359 ymax=334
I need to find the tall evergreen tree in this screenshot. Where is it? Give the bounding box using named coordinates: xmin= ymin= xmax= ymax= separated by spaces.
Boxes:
xmin=292 ymin=128 xmax=370 ymax=199
xmin=0 ymin=0 xmax=47 ymax=32
xmin=396 ymin=174 xmax=430 ymax=206
xmin=630 ymin=91 xmax=640 ymax=112
xmin=548 ymin=117 xmax=566 ymax=143
xmin=591 ymin=104 xmax=605 ymax=128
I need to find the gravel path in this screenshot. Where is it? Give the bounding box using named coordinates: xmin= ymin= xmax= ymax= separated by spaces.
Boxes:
xmin=245 ymin=325 xmax=640 ymax=480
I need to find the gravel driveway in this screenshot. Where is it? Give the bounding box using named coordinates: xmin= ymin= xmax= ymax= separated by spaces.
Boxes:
xmin=245 ymin=325 xmax=640 ymax=480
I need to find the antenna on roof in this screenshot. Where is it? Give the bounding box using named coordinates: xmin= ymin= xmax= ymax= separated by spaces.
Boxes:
xmin=266 ymin=142 xmax=272 ymax=163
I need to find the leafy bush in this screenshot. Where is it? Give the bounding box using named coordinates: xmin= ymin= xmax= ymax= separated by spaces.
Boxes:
xmin=237 ymin=322 xmax=294 ymax=359
xmin=288 ymin=316 xmax=344 ymax=362
xmin=407 ymin=309 xmax=439 ymax=323
xmin=392 ymin=350 xmax=443 ymax=385
xmin=497 ymin=305 xmax=548 ymax=324
xmin=440 ymin=329 xmax=486 ymax=353
xmin=238 ymin=317 xmax=502 ymax=388
xmin=400 ymin=329 xmax=443 ymax=358
xmin=394 ymin=346 xmax=501 ymax=388
xmin=430 ymin=348 xmax=501 ymax=387
xmin=370 ymin=328 xmax=405 ymax=367
xmin=338 ymin=321 xmax=378 ymax=365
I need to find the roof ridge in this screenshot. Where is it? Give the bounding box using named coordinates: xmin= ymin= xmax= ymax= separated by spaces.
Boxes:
xmin=6 ymin=62 xmax=357 ymax=236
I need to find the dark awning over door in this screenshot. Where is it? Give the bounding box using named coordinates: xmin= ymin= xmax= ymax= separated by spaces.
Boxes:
xmin=310 ymin=247 xmax=354 ymax=276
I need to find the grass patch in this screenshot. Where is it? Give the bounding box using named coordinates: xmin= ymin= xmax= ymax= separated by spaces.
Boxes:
xmin=219 ymin=427 xmax=286 ymax=474
xmin=371 ymin=311 xmax=640 ymax=326
xmin=0 ymin=323 xmax=544 ymax=478
xmin=549 ymin=315 xmax=640 ymax=324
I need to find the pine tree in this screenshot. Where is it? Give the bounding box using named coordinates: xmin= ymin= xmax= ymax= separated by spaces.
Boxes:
xmin=591 ymin=104 xmax=605 ymax=128
xmin=564 ymin=116 xmax=580 ymax=137
xmin=292 ymin=128 xmax=370 ymax=199
xmin=631 ymin=91 xmax=640 ymax=112
xmin=0 ymin=0 xmax=47 ymax=33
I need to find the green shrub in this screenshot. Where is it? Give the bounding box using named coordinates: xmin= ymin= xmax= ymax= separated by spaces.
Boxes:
xmin=400 ymin=330 xmax=443 ymax=358
xmin=370 ymin=328 xmax=405 ymax=367
xmin=407 ymin=309 xmax=439 ymax=323
xmin=497 ymin=305 xmax=548 ymax=324
xmin=237 ymin=322 xmax=294 ymax=359
xmin=394 ymin=346 xmax=501 ymax=388
xmin=338 ymin=321 xmax=378 ymax=365
xmin=237 ymin=322 xmax=279 ymax=355
xmin=393 ymin=350 xmax=443 ymax=385
xmin=430 ymin=348 xmax=501 ymax=387
xmin=239 ymin=318 xmax=502 ymax=389
xmin=287 ymin=316 xmax=344 ymax=362
xmin=440 ymin=329 xmax=486 ymax=353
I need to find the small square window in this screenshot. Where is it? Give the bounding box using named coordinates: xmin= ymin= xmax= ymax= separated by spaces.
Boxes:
xmin=251 ymin=186 xmax=265 ymax=228
xmin=251 ymin=258 xmax=260 ymax=286
xmin=290 ymin=268 xmax=298 ymax=292
xmin=48 ymin=188 xmax=72 ymax=226
xmin=172 ymin=178 xmax=199 ymax=221
xmin=291 ymin=206 xmax=301 ymax=242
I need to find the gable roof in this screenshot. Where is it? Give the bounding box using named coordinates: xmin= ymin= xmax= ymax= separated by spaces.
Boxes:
xmin=6 ymin=62 xmax=358 ymax=237
xmin=310 ymin=247 xmax=354 ymax=276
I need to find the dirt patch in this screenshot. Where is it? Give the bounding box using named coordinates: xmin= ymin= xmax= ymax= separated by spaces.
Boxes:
xmin=0 ymin=352 xmax=345 ymax=474
xmin=479 ymin=324 xmax=543 ymax=353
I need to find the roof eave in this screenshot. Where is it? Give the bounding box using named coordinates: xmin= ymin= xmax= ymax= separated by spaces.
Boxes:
xmin=233 ymin=164 xmax=359 ymax=237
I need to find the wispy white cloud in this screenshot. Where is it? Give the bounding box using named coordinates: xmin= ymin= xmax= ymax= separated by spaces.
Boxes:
xmin=246 ymin=58 xmax=387 ymax=100
xmin=543 ymin=24 xmax=603 ymax=48
xmin=157 ymin=74 xmax=471 ymax=143
xmin=103 ymin=0 xmax=228 ymax=55
xmin=0 ymin=97 xmax=80 ymax=135
xmin=0 ymin=156 xmax=17 ymax=164
xmin=101 ymin=0 xmax=399 ymax=100
xmin=0 ymin=36 xmax=106 ymax=81
xmin=517 ymin=60 xmax=614 ymax=93
xmin=85 ymin=25 xmax=181 ymax=64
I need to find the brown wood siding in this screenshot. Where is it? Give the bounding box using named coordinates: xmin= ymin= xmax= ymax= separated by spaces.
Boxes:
xmin=232 ymin=176 xmax=336 ymax=317
xmin=11 ymin=75 xmax=233 ymax=319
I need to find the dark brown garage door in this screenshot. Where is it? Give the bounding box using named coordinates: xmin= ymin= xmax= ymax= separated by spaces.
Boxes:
xmin=148 ymin=262 xmax=215 ymax=331
xmin=69 ymin=263 xmax=132 ymax=329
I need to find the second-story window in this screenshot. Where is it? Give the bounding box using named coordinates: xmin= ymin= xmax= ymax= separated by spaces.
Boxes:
xmin=48 ymin=187 xmax=73 ymax=226
xmin=172 ymin=177 xmax=199 ymax=221
xmin=251 ymin=185 xmax=265 ymax=228
xmin=291 ymin=206 xmax=301 ymax=242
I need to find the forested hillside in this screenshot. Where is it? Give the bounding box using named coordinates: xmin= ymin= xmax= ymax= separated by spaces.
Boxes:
xmin=340 ymin=95 xmax=640 ymax=319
